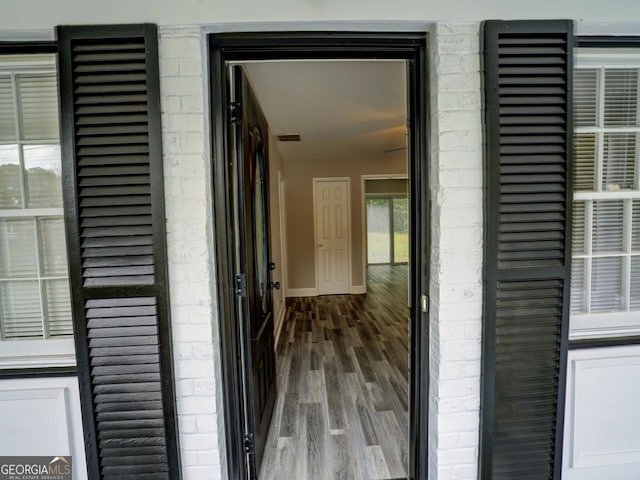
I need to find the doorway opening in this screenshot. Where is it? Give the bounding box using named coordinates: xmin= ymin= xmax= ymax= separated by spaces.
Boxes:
xmin=209 ymin=33 xmax=429 ymax=480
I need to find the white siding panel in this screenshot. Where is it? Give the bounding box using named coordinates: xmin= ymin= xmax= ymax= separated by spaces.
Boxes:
xmin=0 ymin=376 xmax=87 ymax=479
xmin=563 ymin=345 xmax=640 ymax=480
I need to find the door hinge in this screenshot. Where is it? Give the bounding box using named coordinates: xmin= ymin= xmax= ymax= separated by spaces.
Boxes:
xmin=244 ymin=432 xmax=254 ymax=454
xmin=235 ymin=273 xmax=247 ymax=297
xmin=229 ymin=101 xmax=241 ymax=125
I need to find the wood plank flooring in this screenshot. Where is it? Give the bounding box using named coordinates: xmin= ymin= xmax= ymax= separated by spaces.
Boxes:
xmin=259 ymin=264 xmax=409 ymax=480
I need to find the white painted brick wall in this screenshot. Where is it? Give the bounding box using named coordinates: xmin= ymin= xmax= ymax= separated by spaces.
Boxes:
xmin=428 ymin=22 xmax=483 ymax=480
xmin=156 ymin=22 xmax=485 ymax=480
xmin=159 ymin=27 xmax=225 ymax=480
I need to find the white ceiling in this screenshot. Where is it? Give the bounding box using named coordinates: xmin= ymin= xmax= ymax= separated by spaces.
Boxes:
xmin=243 ymin=60 xmax=407 ymax=163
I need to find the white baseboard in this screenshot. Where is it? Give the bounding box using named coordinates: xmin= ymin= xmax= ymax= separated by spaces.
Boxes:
xmin=286 ymin=286 xmax=365 ymax=296
xmin=274 ymin=304 xmax=287 ymax=349
xmin=286 ymin=288 xmax=317 ymax=297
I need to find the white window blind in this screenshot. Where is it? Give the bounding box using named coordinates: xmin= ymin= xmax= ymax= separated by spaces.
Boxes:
xmin=0 ymin=54 xmax=74 ymax=366
xmin=571 ymin=49 xmax=640 ymax=339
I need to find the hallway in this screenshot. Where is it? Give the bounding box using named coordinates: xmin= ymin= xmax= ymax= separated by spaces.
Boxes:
xmin=259 ymin=265 xmax=409 ymax=480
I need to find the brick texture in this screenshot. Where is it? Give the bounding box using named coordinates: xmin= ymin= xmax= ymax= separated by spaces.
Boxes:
xmin=159 ymin=27 xmax=225 ymax=480
xmin=157 ymin=23 xmax=484 ymax=480
xmin=428 ymin=22 xmax=483 ymax=480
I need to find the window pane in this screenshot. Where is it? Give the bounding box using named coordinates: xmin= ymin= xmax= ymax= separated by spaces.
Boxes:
xmin=574 ymin=133 xmax=596 ymax=191
xmin=592 ymin=200 xmax=624 ymax=254
xmin=17 ymin=73 xmax=59 ymax=140
xmin=367 ymin=199 xmax=390 ymax=264
xmin=572 ymin=201 xmax=587 ymax=256
xmin=0 ymin=75 xmax=16 ymax=141
xmin=39 ymin=218 xmax=68 ymax=277
xmin=24 ymin=145 xmax=62 ymax=208
xmin=570 ymin=258 xmax=587 ymax=314
xmin=604 ymin=69 xmax=638 ymax=127
xmin=0 ymin=219 xmax=37 ymax=277
xmin=0 ymin=280 xmax=43 ymax=339
xmin=393 ymin=197 xmax=408 ymax=263
xmin=591 ymin=257 xmax=624 ymax=313
xmin=602 ymin=133 xmax=636 ymax=191
xmin=633 ymin=200 xmax=640 ymax=253
xmin=0 ymin=144 xmax=22 ymax=208
xmin=630 ymin=257 xmax=640 ymax=311
xmin=44 ymin=279 xmax=72 ymax=337
xmin=574 ymin=69 xmax=598 ymax=127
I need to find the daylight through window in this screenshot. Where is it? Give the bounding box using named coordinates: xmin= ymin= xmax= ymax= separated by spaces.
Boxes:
xmin=0 ymin=54 xmax=73 ymax=351
xmin=571 ymin=50 xmax=640 ymax=338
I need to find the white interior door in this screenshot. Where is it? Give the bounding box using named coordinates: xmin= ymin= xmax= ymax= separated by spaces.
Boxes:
xmin=314 ymin=178 xmax=351 ymax=295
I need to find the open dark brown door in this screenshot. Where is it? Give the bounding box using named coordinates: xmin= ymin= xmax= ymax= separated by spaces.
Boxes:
xmin=231 ymin=65 xmax=277 ymax=478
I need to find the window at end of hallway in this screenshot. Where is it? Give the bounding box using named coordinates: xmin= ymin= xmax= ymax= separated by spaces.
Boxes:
xmin=571 ymin=48 xmax=640 ymax=339
xmin=0 ymin=54 xmax=74 ymax=367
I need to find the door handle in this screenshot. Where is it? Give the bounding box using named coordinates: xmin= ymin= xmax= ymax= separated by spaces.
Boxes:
xmin=270 ymin=281 xmax=280 ymax=290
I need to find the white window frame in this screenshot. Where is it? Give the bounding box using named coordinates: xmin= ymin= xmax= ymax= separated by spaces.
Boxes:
xmin=571 ymin=48 xmax=640 ymax=340
xmin=0 ymin=54 xmax=75 ymax=368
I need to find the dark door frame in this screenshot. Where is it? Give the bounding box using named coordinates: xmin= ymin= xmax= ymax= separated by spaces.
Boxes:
xmin=208 ymin=31 xmax=430 ymax=480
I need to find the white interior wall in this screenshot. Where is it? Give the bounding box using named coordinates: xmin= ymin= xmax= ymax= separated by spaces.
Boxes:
xmin=282 ymin=150 xmax=407 ymax=293
xmin=268 ymin=133 xmax=287 ymax=344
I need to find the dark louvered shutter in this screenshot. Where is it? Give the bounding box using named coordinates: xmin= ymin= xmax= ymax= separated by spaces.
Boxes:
xmin=481 ymin=20 xmax=573 ymax=480
xmin=57 ymin=24 xmax=180 ymax=479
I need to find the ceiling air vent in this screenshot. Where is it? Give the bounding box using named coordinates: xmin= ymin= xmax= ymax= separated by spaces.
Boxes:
xmin=277 ymin=134 xmax=301 ymax=142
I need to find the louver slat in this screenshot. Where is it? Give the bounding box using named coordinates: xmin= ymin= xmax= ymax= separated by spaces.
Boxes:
xmin=482 ymin=20 xmax=573 ymax=480
xmin=58 ymin=24 xmax=179 ymax=480
xmin=495 ymin=30 xmax=569 ymax=268
xmin=68 ymin=36 xmax=154 ymax=288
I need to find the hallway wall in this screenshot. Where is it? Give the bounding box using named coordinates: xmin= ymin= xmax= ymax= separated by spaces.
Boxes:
xmin=283 ymin=151 xmax=407 ymax=292
xmin=268 ymin=133 xmax=287 ymax=339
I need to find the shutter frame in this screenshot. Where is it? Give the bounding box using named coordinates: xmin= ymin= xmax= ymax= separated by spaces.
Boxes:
xmin=58 ymin=24 xmax=180 ymax=479
xmin=481 ymin=20 xmax=574 ymax=480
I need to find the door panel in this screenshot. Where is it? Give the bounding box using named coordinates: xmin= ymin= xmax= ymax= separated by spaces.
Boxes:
xmin=232 ymin=66 xmax=277 ymax=478
xmin=314 ymin=179 xmax=351 ymax=295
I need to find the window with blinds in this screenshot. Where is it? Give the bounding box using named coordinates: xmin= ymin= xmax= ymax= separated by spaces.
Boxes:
xmin=571 ymin=49 xmax=640 ymax=338
xmin=0 ymin=54 xmax=74 ymax=366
